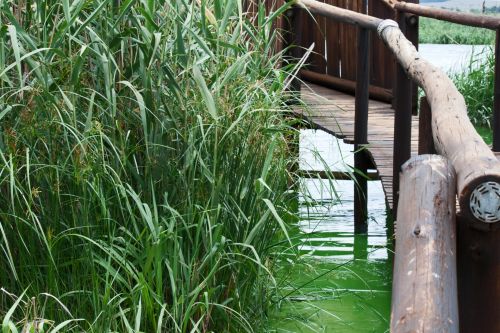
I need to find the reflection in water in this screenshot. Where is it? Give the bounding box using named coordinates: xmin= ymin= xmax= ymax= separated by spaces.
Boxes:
xmin=268 ymin=130 xmax=393 ymax=333
xmin=298 ymin=179 xmax=390 ymax=262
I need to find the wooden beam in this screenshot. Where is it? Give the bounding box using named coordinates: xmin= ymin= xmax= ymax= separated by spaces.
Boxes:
xmin=300 ymin=70 xmax=393 ymax=102
xmin=391 ymin=155 xmax=459 ymax=333
xmin=354 ymin=24 xmax=370 ymax=233
xmin=388 ymin=0 xmax=500 ymax=30
xmin=418 ymin=97 xmax=436 ymax=155
xmin=392 ymin=12 xmax=413 ymax=216
xmin=295 ymin=0 xmax=383 ymax=30
xmin=297 ymin=169 xmax=379 ymax=181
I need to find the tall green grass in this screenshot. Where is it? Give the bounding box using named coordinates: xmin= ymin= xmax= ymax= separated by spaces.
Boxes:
xmin=452 ymin=47 xmax=495 ymax=130
xmin=0 ymin=1 xmax=299 ymax=331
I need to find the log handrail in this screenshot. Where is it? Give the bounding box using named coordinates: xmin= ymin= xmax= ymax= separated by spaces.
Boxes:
xmin=380 ymin=0 xmax=500 ymax=154
xmin=294 ymin=0 xmax=500 ymax=228
xmin=295 ymin=0 xmax=383 ymax=29
xmin=384 ymin=0 xmax=500 ymax=30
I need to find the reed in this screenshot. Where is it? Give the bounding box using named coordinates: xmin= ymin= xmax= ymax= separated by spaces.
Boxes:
xmin=452 ymin=47 xmax=495 ymax=131
xmin=0 ymin=1 xmax=298 ymax=332
xmin=419 ymin=17 xmax=495 ymax=44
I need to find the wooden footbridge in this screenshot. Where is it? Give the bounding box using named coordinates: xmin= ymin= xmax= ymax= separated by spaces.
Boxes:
xmin=296 ymin=82 xmax=419 ymax=209
xmin=248 ymin=0 xmax=500 ymax=332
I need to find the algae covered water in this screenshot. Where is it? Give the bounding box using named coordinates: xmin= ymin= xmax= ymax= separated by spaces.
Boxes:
xmin=268 ymin=130 xmax=393 ymax=333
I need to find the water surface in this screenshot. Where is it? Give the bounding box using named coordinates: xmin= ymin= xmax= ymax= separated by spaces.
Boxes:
xmin=419 ymin=43 xmax=490 ymax=73
xmin=267 ymin=130 xmax=393 ymax=333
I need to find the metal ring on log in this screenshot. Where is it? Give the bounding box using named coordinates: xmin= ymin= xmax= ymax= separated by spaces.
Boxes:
xmin=469 ymin=181 xmax=500 ymax=223
xmin=376 ymin=19 xmax=398 ymax=37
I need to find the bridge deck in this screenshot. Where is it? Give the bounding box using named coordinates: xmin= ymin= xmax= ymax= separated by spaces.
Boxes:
xmin=295 ymin=82 xmax=419 ymax=209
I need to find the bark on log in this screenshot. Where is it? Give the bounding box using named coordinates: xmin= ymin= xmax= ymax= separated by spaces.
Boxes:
xmin=295 ymin=0 xmax=383 ymax=30
xmin=392 ymin=155 xmax=458 ymax=333
xmin=378 ymin=20 xmax=500 ymax=229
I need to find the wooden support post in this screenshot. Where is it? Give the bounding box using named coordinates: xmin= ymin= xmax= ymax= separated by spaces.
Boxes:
xmin=391 ymin=155 xmax=459 ymax=333
xmin=392 ymin=12 xmax=413 ymax=217
xmin=354 ymin=24 xmax=370 ymax=234
xmin=284 ymin=7 xmax=302 ymax=102
xmin=354 ymin=233 xmax=368 ymax=260
xmin=457 ymin=217 xmax=500 ymax=333
xmin=418 ymin=97 xmax=436 ymax=155
xmin=493 ymin=29 xmax=500 ymax=152
xmin=405 ymin=12 xmax=419 ymax=116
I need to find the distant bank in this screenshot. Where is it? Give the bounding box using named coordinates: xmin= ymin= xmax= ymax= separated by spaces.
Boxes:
xmin=421 ymin=0 xmax=500 ymax=12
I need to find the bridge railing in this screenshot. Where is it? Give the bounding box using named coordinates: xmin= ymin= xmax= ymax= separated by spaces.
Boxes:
xmin=287 ymin=0 xmax=500 ymax=331
xmin=386 ymin=1 xmax=500 ymax=152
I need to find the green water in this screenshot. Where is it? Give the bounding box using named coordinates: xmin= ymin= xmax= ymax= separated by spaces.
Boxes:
xmin=267 ymin=177 xmax=393 ymax=333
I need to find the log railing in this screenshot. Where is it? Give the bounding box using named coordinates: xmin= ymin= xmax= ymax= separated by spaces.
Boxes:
xmin=290 ymin=0 xmax=500 ymax=331
xmin=384 ymin=0 xmax=500 ymax=152
xmin=294 ymin=0 xmax=500 ymax=227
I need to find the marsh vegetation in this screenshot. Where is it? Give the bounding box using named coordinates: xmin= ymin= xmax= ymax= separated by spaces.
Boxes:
xmin=419 ymin=17 xmax=495 ymax=44
xmin=419 ymin=13 xmax=496 ymax=140
xmin=0 ymin=1 xmax=299 ymax=332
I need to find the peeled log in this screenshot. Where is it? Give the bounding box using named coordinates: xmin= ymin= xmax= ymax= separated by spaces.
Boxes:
xmin=378 ymin=20 xmax=500 ymax=228
xmin=391 ymin=155 xmax=458 ymax=333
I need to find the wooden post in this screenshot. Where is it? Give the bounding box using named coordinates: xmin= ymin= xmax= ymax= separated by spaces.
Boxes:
xmin=418 ymin=97 xmax=436 ymax=155
xmin=493 ymin=29 xmax=500 ymax=152
xmin=405 ymin=12 xmax=419 ymax=116
xmin=391 ymin=155 xmax=459 ymax=333
xmin=457 ymin=218 xmax=500 ymax=333
xmin=392 ymin=12 xmax=413 ymax=216
xmin=354 ymin=17 xmax=370 ymax=234
xmin=354 ymin=233 xmax=368 ymax=259
xmin=284 ymin=7 xmax=302 ymax=102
